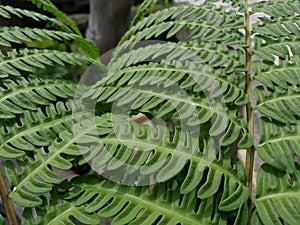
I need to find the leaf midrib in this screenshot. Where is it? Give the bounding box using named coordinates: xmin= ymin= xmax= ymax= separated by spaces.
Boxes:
xmin=257 ymin=38 xmax=300 ymax=50
xmin=111 ymin=62 xmax=243 ymax=92
xmin=254 ymin=190 xmax=300 ymax=202
xmin=102 ymin=136 xmax=243 ymax=184
xmin=257 ymin=134 xmax=300 ymax=147
xmin=1 ymin=110 xmax=86 ymax=149
xmin=116 ymin=85 xmax=243 ymax=130
xmin=99 ymin=186 xmax=204 ymax=225
xmin=14 ymin=125 xmax=88 ymax=191
xmin=47 ymin=204 xmax=76 ymax=225
xmin=0 ymin=50 xmax=89 ymax=69
xmin=0 ymin=81 xmax=75 ymax=103
xmin=256 ymin=92 xmax=300 ymax=106
xmin=0 ymin=27 xmax=76 ymax=42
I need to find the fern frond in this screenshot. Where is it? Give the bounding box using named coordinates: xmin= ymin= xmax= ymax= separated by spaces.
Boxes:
xmin=120 ymin=4 xmax=244 ymax=46
xmin=254 ymin=35 xmax=299 ymax=62
xmin=86 ymin=53 xmax=250 ymax=148
xmin=29 ymin=0 xmax=81 ymax=35
xmin=252 ymin=1 xmax=300 ymax=62
xmin=0 ymin=49 xmax=93 ymax=77
xmin=95 ymin=85 xmax=249 ymax=146
xmin=252 ymin=0 xmax=300 ymax=17
xmin=255 ymin=86 xmax=300 ymax=124
xmin=0 ymin=76 xmax=76 ymax=119
xmin=0 ymin=5 xmax=72 ymax=33
xmin=130 ymin=0 xmax=157 ymax=27
xmin=253 ymin=56 xmax=300 ymax=89
xmin=57 ymin=176 xmax=248 ymax=225
xmin=22 ymin=197 xmax=100 ymax=225
xmin=5 ymin=131 xmax=87 ymax=207
xmin=104 ymin=61 xmax=246 ymax=106
xmin=78 ymin=118 xmax=248 ymax=212
xmin=0 ymin=101 xmax=87 ymax=158
xmin=4 ymin=115 xmax=111 ymax=207
xmin=253 ymin=16 xmax=300 ymax=39
xmin=253 ymin=163 xmax=300 ymax=225
xmin=110 ymin=42 xmax=246 ymax=75
xmin=256 ymin=117 xmax=300 ymax=173
xmin=0 ymin=26 xmax=99 ymax=59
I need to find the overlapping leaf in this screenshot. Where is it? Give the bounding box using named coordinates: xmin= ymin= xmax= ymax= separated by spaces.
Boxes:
xmin=0 ymin=76 xmax=76 ymax=119
xmin=110 ymin=41 xmax=246 ymax=75
xmin=120 ymin=3 xmax=244 ymax=46
xmin=3 ymin=113 xmax=110 ymax=207
xmin=256 ymin=117 xmax=300 ymax=173
xmin=130 ymin=0 xmax=157 ymax=27
xmin=78 ymin=118 xmax=248 ymax=212
xmin=85 ymin=50 xmax=250 ymax=148
xmin=252 ymin=1 xmax=300 ymax=62
xmin=0 ymin=27 xmax=76 ymax=47
xmin=255 ymin=86 xmax=300 ymax=124
xmin=5 ymin=133 xmax=84 ymax=207
xmin=253 ymin=56 xmax=300 ymax=90
xmin=22 ymin=197 xmax=100 ymax=225
xmin=30 ymin=0 xmax=81 ymax=35
xmin=252 ymin=1 xmax=300 ymax=18
xmin=57 ymin=175 xmax=248 ymax=225
xmin=0 ymin=101 xmax=85 ymax=158
xmin=0 ymin=49 xmax=93 ymax=77
xmin=0 ymin=5 xmax=72 ymax=33
xmin=253 ymin=163 xmax=300 ymax=225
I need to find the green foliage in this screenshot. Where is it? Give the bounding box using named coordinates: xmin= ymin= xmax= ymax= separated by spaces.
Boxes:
xmin=0 ymin=0 xmax=300 ymax=225
xmin=0 ymin=214 xmax=3 ymax=225
xmin=253 ymin=163 xmax=300 ymax=225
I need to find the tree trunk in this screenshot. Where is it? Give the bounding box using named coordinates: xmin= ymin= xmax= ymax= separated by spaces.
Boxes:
xmin=86 ymin=0 xmax=134 ymax=54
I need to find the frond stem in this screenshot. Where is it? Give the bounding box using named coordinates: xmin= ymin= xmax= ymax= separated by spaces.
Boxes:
xmin=244 ymin=0 xmax=255 ymax=223
xmin=0 ymin=169 xmax=18 ymax=225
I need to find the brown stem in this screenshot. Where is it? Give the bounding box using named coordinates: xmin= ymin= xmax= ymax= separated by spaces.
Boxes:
xmin=244 ymin=0 xmax=255 ymax=224
xmin=0 ymin=169 xmax=18 ymax=225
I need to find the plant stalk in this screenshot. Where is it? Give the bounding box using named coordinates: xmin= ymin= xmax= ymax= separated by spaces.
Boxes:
xmin=0 ymin=169 xmax=18 ymax=225
xmin=244 ymin=0 xmax=255 ymax=222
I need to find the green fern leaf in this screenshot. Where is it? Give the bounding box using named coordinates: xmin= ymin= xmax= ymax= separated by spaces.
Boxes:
xmin=4 ymin=115 xmax=111 ymax=207
xmin=252 ymin=1 xmax=300 ymax=62
xmin=0 ymin=5 xmax=72 ymax=33
xmin=252 ymin=0 xmax=300 ymax=17
xmin=0 ymin=49 xmax=93 ymax=77
xmin=0 ymin=76 xmax=76 ymax=119
xmin=130 ymin=0 xmax=157 ymax=27
xmin=253 ymin=56 xmax=300 ymax=90
xmin=94 ymin=83 xmax=248 ymax=146
xmin=254 ymin=36 xmax=299 ymax=62
xmin=110 ymin=42 xmax=246 ymax=75
xmin=253 ymin=16 xmax=300 ymax=39
xmin=86 ymin=53 xmax=250 ymax=147
xmin=255 ymin=86 xmax=300 ymax=124
xmin=120 ymin=4 xmax=244 ymax=46
xmin=253 ymin=163 xmax=300 ymax=225
xmin=5 ymin=132 xmax=82 ymax=207
xmin=58 ymin=175 xmax=247 ymax=225
xmin=78 ymin=118 xmax=248 ymax=212
xmin=22 ymin=197 xmax=100 ymax=225
xmin=0 ymin=101 xmax=86 ymax=158
xmin=0 ymin=26 xmax=99 ymax=59
xmin=29 ymin=0 xmax=81 ymax=35
xmin=256 ymin=117 xmax=300 ymax=173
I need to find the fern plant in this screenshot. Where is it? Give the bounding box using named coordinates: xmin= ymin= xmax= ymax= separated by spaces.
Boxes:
xmin=0 ymin=0 xmax=300 ymax=224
